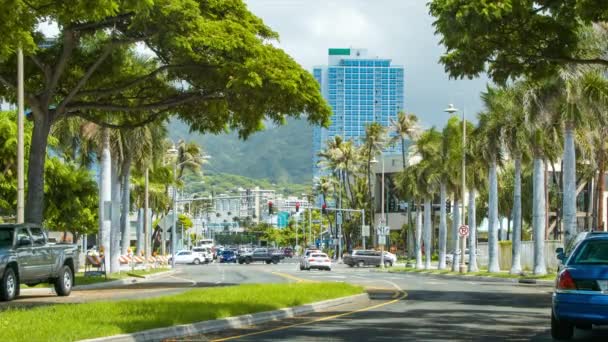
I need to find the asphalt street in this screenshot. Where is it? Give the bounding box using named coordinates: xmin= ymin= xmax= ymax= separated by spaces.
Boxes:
xmin=3 ymin=258 xmax=608 ymax=341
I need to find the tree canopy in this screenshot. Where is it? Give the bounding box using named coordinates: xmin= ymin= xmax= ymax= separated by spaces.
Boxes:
xmin=0 ymin=0 xmax=331 ymax=224
xmin=428 ymin=0 xmax=608 ymax=83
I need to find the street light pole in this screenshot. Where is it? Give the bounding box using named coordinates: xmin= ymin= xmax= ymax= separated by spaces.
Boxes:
xmin=17 ymin=47 xmax=24 ymax=224
xmin=172 ymin=161 xmax=178 ymax=268
xmin=380 ymin=154 xmax=385 ymax=270
xmin=144 ymin=167 xmax=150 ymax=269
xmin=361 ymin=209 xmax=366 ymax=250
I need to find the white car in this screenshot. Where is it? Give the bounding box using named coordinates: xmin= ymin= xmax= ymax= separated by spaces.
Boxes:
xmin=299 ymin=249 xmax=322 ymax=269
xmin=170 ymin=250 xmax=203 ymax=265
xmin=192 ymin=247 xmax=212 ymax=263
xmin=301 ymin=252 xmax=331 ymax=271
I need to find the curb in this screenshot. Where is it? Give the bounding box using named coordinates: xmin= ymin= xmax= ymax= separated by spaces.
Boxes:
xmin=382 ymin=269 xmax=554 ymax=286
xmin=74 ymin=270 xmax=176 ymax=291
xmin=78 ymin=293 xmax=368 ymax=342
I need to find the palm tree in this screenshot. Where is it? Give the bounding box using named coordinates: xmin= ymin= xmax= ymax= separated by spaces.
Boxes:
xmin=395 ymin=165 xmax=424 ymax=269
xmin=478 ymin=86 xmax=506 ymax=273
xmin=98 ymin=127 xmax=112 ymax=273
xmin=362 ymin=123 xmax=388 ymax=246
xmin=175 ymin=139 xmax=207 ymax=178
xmin=390 ymin=111 xmax=419 ymax=168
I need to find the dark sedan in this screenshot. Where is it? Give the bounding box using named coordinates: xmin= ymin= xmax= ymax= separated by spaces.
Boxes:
xmin=219 ymin=250 xmax=237 ymax=263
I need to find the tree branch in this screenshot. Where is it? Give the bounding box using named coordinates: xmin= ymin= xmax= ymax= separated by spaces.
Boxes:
xmin=71 ymin=109 xmax=169 ymax=129
xmin=75 ymin=64 xmax=216 ymax=99
xmin=68 ymin=12 xmax=135 ymax=32
xmin=29 ymin=55 xmax=52 ymax=84
xmin=0 ymin=75 xmax=15 ymax=90
xmin=48 ymin=31 xmax=76 ymax=99
xmin=66 ymin=92 xmax=223 ymax=113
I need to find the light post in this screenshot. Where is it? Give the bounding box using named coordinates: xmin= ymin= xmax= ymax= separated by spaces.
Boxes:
xmin=370 ymin=156 xmax=386 ymax=269
xmin=445 ymin=104 xmax=467 ymax=274
xmin=17 ymin=47 xmax=24 ymax=224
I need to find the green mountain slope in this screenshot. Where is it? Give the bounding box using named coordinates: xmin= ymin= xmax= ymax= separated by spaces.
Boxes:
xmin=169 ymin=118 xmax=315 ymax=184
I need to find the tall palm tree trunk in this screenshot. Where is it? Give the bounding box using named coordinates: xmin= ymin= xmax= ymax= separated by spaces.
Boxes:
xmin=99 ymin=128 xmax=112 ymax=273
xmin=136 ymin=208 xmax=144 ymax=255
xmin=438 ymin=182 xmax=448 ymax=269
xmin=120 ymin=154 xmax=132 ymax=255
xmin=467 ymin=189 xmax=478 ymax=272
xmin=451 ymin=197 xmax=460 ymax=272
xmin=407 ymin=201 xmax=414 ymax=259
xmin=415 ymin=203 xmax=423 ymax=269
xmin=424 ymin=199 xmax=432 ymax=269
xmin=510 ymin=155 xmax=523 ymax=274
xmin=533 ymin=157 xmax=547 ymax=275
xmin=488 ymin=155 xmax=500 ymax=273
xmin=563 ymin=124 xmax=577 ymax=246
xmin=110 ymin=157 xmax=122 ymax=273
xmin=598 ymin=151 xmax=605 ymax=231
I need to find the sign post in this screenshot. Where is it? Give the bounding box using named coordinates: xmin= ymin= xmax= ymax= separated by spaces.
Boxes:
xmin=459 ymin=225 xmax=469 ymax=273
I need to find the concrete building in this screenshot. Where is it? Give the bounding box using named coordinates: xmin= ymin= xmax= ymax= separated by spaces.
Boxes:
xmin=312 ymin=48 xmax=405 ymax=179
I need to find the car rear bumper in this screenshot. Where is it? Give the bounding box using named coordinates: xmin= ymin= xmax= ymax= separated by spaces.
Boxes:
xmin=308 ymin=262 xmax=331 ymax=269
xmin=553 ymin=292 xmax=608 ymax=325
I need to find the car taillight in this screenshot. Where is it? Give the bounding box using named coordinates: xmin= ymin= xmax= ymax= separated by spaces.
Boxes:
xmin=308 ymin=258 xmax=315 ymax=261
xmin=324 ymin=259 xmax=330 ymax=262
xmin=557 ymin=270 xmax=577 ymax=290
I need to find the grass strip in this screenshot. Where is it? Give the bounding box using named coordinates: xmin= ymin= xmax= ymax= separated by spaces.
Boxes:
xmin=31 ymin=268 xmax=171 ymax=287
xmin=0 ymin=282 xmax=363 ymax=342
xmin=388 ymin=267 xmax=556 ymax=281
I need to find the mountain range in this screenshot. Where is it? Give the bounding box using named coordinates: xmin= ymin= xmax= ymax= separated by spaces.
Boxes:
xmin=169 ymin=118 xmax=315 ymax=184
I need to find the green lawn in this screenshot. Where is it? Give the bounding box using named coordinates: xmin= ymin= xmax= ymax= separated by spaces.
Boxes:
xmin=388 ymin=267 xmax=556 ymax=281
xmin=0 ymin=283 xmax=363 ymax=342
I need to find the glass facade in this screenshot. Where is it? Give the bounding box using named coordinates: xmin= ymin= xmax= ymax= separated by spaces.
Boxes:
xmin=312 ymin=49 xmax=405 ymax=179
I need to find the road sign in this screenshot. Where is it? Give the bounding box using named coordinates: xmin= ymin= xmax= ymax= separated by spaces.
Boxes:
xmin=377 ymin=226 xmax=390 ymax=236
xmin=362 ymin=225 xmax=370 ymax=237
xmin=378 ymin=235 xmax=386 ymax=245
xmin=459 ymin=225 xmax=469 ymax=237
xmin=277 ymin=211 xmax=290 ymax=228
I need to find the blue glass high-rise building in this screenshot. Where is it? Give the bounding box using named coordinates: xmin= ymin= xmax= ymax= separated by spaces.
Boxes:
xmin=312 ymin=48 xmax=404 ymax=179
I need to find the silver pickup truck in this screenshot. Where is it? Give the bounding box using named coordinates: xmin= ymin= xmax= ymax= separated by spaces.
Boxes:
xmin=0 ymin=223 xmax=79 ymax=301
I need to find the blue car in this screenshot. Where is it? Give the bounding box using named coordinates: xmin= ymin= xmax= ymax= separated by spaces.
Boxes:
xmin=219 ymin=250 xmax=237 ymax=263
xmin=552 ymin=232 xmax=608 ymax=340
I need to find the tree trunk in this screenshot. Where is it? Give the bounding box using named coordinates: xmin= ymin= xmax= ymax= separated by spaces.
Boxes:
xmin=507 ymin=214 xmax=511 ymax=241
xmin=598 ymin=152 xmax=605 ymax=231
xmin=120 ymin=154 xmax=132 ymax=255
xmin=136 ymin=208 xmax=144 ymax=255
xmin=467 ymin=189 xmax=478 ymax=272
xmin=451 ymin=197 xmax=460 ymax=271
xmin=545 ymin=160 xmax=550 ymax=239
xmin=488 ymin=155 xmax=500 ymax=273
xmin=401 ymin=138 xmax=407 ymax=169
xmin=563 ymin=124 xmax=577 ymax=246
xmin=407 ymin=201 xmax=414 ymax=259
xmin=424 ymin=198 xmax=432 ymax=270
xmin=533 ymin=157 xmax=547 ymax=275
xmin=438 ymin=182 xmax=447 ymax=269
xmin=25 ymin=113 xmax=52 ymax=224
xmin=510 ymin=155 xmax=523 ymax=274
xmin=110 ymin=157 xmax=122 ymax=273
xmin=99 ymin=128 xmax=112 ymax=273
xmin=415 ymin=203 xmax=423 ymax=269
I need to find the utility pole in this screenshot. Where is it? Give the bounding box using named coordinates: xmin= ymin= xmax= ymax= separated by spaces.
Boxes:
xmin=17 ymin=47 xmax=24 ymax=224
xmin=144 ymin=168 xmax=150 ymax=269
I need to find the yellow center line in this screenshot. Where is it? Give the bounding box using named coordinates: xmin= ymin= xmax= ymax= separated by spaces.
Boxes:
xmin=211 ymin=290 xmax=407 ymax=342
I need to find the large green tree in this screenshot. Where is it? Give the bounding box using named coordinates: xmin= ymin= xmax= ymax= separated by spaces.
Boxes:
xmin=429 ymin=0 xmax=608 ymax=83
xmin=0 ymin=0 xmax=331 ymax=225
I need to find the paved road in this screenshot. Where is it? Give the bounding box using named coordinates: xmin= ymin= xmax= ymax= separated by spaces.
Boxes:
xmin=3 ymin=258 xmax=607 ymax=340
xmin=174 ymin=262 xmax=608 ymax=342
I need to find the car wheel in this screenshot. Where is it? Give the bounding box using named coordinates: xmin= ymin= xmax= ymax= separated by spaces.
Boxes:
xmin=357 ymin=261 xmax=365 ymax=268
xmin=245 ymin=257 xmax=251 ymax=264
xmin=326 ymin=267 xmax=331 ymax=271
xmin=0 ymin=267 xmax=18 ymax=301
xmin=347 ymin=263 xmax=354 ymax=268
xmin=265 ymin=260 xmax=271 ymax=265
xmin=54 ymin=265 xmax=73 ymax=297
xmin=300 ymin=265 xmax=304 ymax=271
xmin=193 ymin=259 xmax=201 ymax=265
xmin=238 ymin=259 xmax=244 ymax=265
xmin=551 ymin=311 xmax=574 ymax=340
xmin=272 ymin=258 xmax=279 ymax=265
xmin=384 ymin=261 xmax=392 ymax=268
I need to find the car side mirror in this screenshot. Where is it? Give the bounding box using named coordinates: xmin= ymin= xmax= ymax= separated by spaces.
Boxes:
xmin=18 ymin=237 xmax=31 ymax=247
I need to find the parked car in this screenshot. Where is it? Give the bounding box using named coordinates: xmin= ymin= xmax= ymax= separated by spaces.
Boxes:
xmin=191 ymin=247 xmax=212 ymax=263
xmin=344 ymin=250 xmax=395 ymax=268
xmin=238 ymin=248 xmax=281 ymax=264
xmin=300 ymin=252 xmax=331 ymax=271
xmin=551 ymin=232 xmax=608 ymax=340
xmin=169 ymin=250 xmax=203 ymax=265
xmin=446 ymin=249 xmax=481 ymax=265
xmin=0 ymin=224 xmax=80 ymax=301
xmin=283 ymin=247 xmax=294 ymax=258
xmin=219 ymin=250 xmax=237 ymax=263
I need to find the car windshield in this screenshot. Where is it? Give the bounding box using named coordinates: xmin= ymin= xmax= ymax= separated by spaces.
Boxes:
xmin=571 ymin=240 xmax=608 ymax=265
xmin=0 ymin=228 xmax=13 ymax=248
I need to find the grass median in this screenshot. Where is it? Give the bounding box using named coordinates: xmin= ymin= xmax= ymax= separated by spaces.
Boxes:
xmin=388 ymin=266 xmax=556 ymax=281
xmin=0 ymin=282 xmax=363 ymax=342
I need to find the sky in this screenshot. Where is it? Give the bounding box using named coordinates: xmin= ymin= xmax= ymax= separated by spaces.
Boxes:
xmin=244 ymin=0 xmax=490 ymax=128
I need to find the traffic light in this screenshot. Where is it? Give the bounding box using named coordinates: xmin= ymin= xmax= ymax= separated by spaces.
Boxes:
xmin=322 ymin=203 xmax=327 ymax=214
xmin=295 ymin=202 xmax=300 ymax=213
xmin=268 ymin=201 xmax=273 ymax=215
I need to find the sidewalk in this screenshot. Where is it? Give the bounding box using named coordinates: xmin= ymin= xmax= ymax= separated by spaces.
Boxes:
xmin=74 ymin=269 xmax=176 ymax=290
